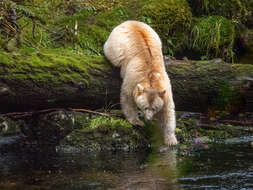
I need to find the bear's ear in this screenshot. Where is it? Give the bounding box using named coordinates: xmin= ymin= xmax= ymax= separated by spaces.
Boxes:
xmin=159 ymin=89 xmax=166 ymax=96
xmin=137 ymin=84 xmax=144 ymax=92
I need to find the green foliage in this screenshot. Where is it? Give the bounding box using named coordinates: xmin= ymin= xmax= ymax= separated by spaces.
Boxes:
xmin=87 ymin=116 xmax=132 ymax=130
xmin=1 ymin=0 xmax=250 ymax=61
xmin=0 ymin=0 xmax=193 ymax=57
xmin=138 ymin=0 xmax=192 ymax=54
xmin=190 ymin=16 xmax=236 ymax=62
xmin=16 ymin=1 xmax=130 ymax=55
xmin=0 ymin=0 xmax=17 ymax=37
xmin=74 ymin=7 xmax=130 ymax=55
xmin=187 ymin=0 xmax=253 ymax=26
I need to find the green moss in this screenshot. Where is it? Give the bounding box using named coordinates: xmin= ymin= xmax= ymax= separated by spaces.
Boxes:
xmin=60 ymin=114 xmax=149 ymax=151
xmin=2 ymin=0 xmax=195 ymax=57
xmin=0 ymin=49 xmax=110 ymax=85
xmin=176 ymin=115 xmax=253 ymax=144
xmin=190 ymin=16 xmax=235 ymax=62
xmin=232 ymin=64 xmax=253 ymax=77
xmin=187 ymin=0 xmax=253 ymax=26
xmin=211 ymin=82 xmax=242 ymax=111
xmin=76 ymin=6 xmax=132 ymax=55
xmin=80 ymin=116 xmax=132 ymax=132
xmin=77 ymin=25 xmax=109 ymax=55
xmin=138 ymin=0 xmax=192 ymax=55
xmin=95 ymin=7 xmax=130 ymax=30
xmin=41 ymin=5 xmax=131 ymax=55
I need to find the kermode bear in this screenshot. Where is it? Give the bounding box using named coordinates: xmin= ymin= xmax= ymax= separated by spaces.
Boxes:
xmin=104 ymin=21 xmax=177 ymax=146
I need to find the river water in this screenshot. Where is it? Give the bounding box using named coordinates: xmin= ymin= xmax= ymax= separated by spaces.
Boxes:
xmin=0 ymin=138 xmax=253 ymax=190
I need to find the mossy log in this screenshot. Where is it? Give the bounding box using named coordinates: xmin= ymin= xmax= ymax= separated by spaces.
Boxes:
xmin=0 ymin=51 xmax=253 ymax=113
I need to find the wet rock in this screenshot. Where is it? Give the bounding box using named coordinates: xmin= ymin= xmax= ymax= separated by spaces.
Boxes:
xmin=23 ymin=111 xmax=75 ymax=147
xmin=211 ymin=58 xmax=223 ymax=64
xmin=0 ymin=135 xmax=23 ymax=152
xmin=58 ymin=127 xmax=149 ymax=152
xmin=192 ymin=137 xmax=211 ymax=144
xmin=0 ymin=116 xmax=20 ymax=136
xmin=58 ymin=114 xmax=149 ymax=152
xmin=0 ymin=121 xmax=8 ymax=133
xmin=0 ymin=86 xmax=10 ymax=96
xmin=191 ymin=137 xmax=210 ymax=150
xmin=0 ymin=111 xmax=149 ymax=152
xmin=224 ymin=136 xmax=253 ymax=144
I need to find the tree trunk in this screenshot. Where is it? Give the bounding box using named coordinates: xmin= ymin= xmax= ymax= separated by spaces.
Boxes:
xmin=0 ymin=56 xmax=252 ymax=113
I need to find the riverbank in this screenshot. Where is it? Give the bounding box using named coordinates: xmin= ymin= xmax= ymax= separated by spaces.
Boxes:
xmin=1 ymin=110 xmax=252 ymax=153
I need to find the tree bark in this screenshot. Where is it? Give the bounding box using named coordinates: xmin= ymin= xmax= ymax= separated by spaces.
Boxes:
xmin=0 ymin=58 xmax=252 ymax=113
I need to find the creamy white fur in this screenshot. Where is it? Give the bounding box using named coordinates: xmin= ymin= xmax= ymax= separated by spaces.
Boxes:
xmin=104 ymin=21 xmax=177 ymax=146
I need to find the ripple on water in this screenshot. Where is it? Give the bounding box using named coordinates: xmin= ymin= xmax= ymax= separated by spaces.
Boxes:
xmin=1 ymin=139 xmax=253 ymax=190
xmin=178 ymin=143 xmax=253 ymax=190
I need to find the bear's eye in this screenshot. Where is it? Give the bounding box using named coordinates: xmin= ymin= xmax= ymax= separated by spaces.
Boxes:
xmin=144 ymin=107 xmax=148 ymax=111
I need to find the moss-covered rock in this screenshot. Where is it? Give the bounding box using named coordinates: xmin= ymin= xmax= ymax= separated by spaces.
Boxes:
xmin=22 ymin=111 xmax=75 ymax=146
xmin=59 ymin=115 xmax=149 ymax=152
xmin=0 ymin=116 xmax=20 ymax=136
xmin=175 ymin=112 xmax=253 ymax=144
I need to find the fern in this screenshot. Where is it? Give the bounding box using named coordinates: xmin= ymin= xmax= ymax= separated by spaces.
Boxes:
xmin=190 ymin=16 xmax=235 ymax=62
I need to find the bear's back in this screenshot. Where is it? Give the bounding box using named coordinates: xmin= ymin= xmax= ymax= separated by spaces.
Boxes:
xmin=104 ymin=21 xmax=162 ymax=68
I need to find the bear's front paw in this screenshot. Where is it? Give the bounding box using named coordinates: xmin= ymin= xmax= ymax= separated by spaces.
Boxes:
xmin=129 ymin=118 xmax=145 ymax=127
xmin=165 ymin=134 xmax=178 ymax=146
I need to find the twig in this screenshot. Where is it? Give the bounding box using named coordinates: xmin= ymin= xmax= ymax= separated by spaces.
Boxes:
xmin=0 ymin=108 xmax=111 ymax=119
xmin=23 ymin=39 xmax=39 ymax=50
xmin=72 ymin=108 xmax=110 ymax=117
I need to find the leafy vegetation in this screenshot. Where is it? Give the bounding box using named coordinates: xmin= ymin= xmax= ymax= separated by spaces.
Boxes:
xmin=190 ymin=16 xmax=236 ymax=62
xmin=187 ymin=0 xmax=253 ymax=27
xmin=138 ymin=0 xmax=192 ymax=55
xmin=1 ymin=0 xmax=252 ymax=61
xmin=84 ymin=116 xmax=132 ymax=131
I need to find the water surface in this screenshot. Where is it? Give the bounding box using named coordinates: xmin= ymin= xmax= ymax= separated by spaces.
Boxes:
xmin=1 ymin=139 xmax=253 ymax=190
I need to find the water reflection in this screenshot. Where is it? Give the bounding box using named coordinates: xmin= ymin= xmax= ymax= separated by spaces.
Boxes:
xmin=116 ymin=149 xmax=183 ymax=190
xmin=1 ymin=142 xmax=253 ymax=190
xmin=178 ymin=143 xmax=253 ymax=190
xmin=0 ymin=148 xmax=182 ymax=190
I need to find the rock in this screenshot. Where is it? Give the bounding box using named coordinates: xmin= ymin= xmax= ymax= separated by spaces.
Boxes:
xmin=23 ymin=111 xmax=75 ymax=146
xmin=0 ymin=86 xmax=10 ymax=96
xmin=192 ymin=137 xmax=211 ymax=144
xmin=58 ymin=114 xmax=149 ymax=152
xmin=0 ymin=135 xmax=23 ymax=152
xmin=0 ymin=111 xmax=149 ymax=152
xmin=0 ymin=117 xmax=20 ymax=136
xmin=0 ymin=121 xmax=8 ymax=133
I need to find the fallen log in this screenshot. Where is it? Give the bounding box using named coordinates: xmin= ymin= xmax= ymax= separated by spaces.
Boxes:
xmin=0 ymin=50 xmax=252 ymax=113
